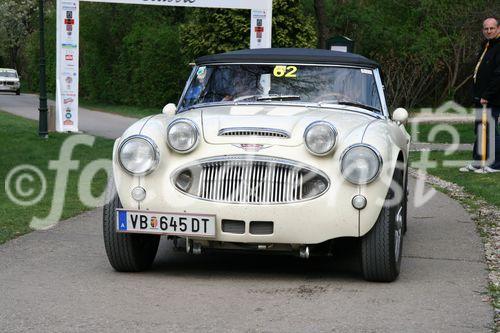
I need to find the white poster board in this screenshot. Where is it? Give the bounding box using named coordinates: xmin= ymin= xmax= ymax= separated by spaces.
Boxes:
xmin=56 ymin=1 xmax=79 ymax=132
xmin=56 ymin=0 xmax=273 ymax=132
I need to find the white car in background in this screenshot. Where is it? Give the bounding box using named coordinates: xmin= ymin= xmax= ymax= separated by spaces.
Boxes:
xmin=103 ymin=48 xmax=411 ymax=282
xmin=0 ymin=68 xmax=20 ymax=95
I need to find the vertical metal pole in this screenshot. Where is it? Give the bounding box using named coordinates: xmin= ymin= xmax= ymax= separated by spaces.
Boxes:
xmin=38 ymin=0 xmax=48 ymax=138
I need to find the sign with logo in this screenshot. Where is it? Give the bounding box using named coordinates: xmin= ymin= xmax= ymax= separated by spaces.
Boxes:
xmin=250 ymin=9 xmax=270 ymax=48
xmin=56 ymin=0 xmax=272 ymax=133
xmin=56 ymin=1 xmax=79 ymax=132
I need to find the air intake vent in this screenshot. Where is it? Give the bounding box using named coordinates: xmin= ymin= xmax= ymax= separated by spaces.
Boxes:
xmin=222 ymin=220 xmax=245 ymax=234
xmin=249 ymin=221 xmax=273 ymax=235
xmin=219 ymin=128 xmax=290 ymax=138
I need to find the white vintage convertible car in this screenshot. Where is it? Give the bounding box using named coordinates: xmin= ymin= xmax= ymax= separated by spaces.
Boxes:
xmin=104 ymin=48 xmax=411 ymax=282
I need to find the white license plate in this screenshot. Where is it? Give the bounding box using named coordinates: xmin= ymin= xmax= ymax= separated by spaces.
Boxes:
xmin=116 ymin=209 xmax=216 ymax=237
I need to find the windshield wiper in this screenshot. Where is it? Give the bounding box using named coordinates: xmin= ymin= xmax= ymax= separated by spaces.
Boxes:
xmin=256 ymin=94 xmax=301 ymax=101
xmin=334 ymin=101 xmax=381 ymax=113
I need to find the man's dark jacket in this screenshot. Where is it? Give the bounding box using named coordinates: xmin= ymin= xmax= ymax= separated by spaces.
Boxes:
xmin=474 ymin=36 xmax=500 ymax=107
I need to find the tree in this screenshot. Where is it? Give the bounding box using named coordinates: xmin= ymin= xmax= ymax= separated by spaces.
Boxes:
xmin=180 ymin=0 xmax=318 ymax=61
xmin=0 ymin=0 xmax=42 ymax=70
xmin=314 ymin=0 xmax=329 ymax=49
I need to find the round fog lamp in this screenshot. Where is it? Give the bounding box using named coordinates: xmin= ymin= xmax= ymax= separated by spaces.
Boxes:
xmin=131 ymin=186 xmax=146 ymax=202
xmin=175 ymin=170 xmax=193 ymax=192
xmin=352 ymin=195 xmax=367 ymax=210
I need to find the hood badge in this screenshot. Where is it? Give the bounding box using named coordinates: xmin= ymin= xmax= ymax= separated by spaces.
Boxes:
xmin=233 ymin=144 xmax=271 ymax=152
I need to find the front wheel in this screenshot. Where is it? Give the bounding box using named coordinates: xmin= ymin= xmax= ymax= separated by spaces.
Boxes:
xmin=361 ymin=170 xmax=404 ymax=282
xmin=103 ymin=179 xmax=160 ymax=272
xmin=15 ymin=89 xmax=20 ymax=95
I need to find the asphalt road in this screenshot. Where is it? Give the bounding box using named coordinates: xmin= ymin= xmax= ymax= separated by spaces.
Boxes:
xmin=0 ymin=179 xmax=492 ymax=332
xmin=0 ymin=93 xmax=137 ymax=139
xmin=0 ymin=92 xmax=493 ymax=332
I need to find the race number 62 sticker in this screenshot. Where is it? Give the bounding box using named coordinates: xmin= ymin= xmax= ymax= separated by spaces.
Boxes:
xmin=273 ymin=65 xmax=297 ymax=78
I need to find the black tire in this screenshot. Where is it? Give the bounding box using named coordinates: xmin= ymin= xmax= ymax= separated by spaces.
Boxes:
xmin=103 ymin=179 xmax=160 ymax=272
xmin=361 ymin=170 xmax=404 ymax=282
xmin=15 ymin=90 xmax=20 ymax=95
xmin=402 ymin=166 xmax=408 ymax=234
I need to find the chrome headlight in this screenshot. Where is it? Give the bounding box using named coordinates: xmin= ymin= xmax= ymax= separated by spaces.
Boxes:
xmin=118 ymin=135 xmax=159 ymax=176
xmin=167 ymin=119 xmax=199 ymax=153
xmin=304 ymin=121 xmax=337 ymax=156
xmin=341 ymin=144 xmax=382 ymax=184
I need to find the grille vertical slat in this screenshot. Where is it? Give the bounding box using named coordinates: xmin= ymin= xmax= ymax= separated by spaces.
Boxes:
xmin=298 ymin=170 xmax=302 ymax=200
xmin=288 ymin=168 xmax=293 ymax=202
xmin=210 ymin=165 xmax=216 ymax=200
xmin=230 ymin=162 xmax=235 ymax=201
xmin=198 ymin=166 xmax=205 ymax=197
xmin=251 ymin=164 xmax=256 ymax=202
xmin=262 ymin=166 xmax=269 ymax=203
xmin=207 ymin=165 xmax=212 ymax=200
xmin=259 ymin=164 xmax=264 ymax=203
xmin=243 ymin=164 xmax=249 ymax=203
xmin=278 ymin=167 xmax=283 ymax=202
xmin=216 ymin=164 xmax=223 ymax=201
xmin=223 ymin=163 xmax=229 ymax=201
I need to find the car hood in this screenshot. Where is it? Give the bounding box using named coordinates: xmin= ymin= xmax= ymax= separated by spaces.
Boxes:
xmin=201 ymin=104 xmax=376 ymax=146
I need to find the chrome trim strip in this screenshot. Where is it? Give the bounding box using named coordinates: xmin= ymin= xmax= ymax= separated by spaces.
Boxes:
xmin=373 ymin=68 xmax=389 ymax=117
xmin=218 ymin=127 xmax=291 ymax=138
xmin=176 ymin=66 xmax=198 ymax=112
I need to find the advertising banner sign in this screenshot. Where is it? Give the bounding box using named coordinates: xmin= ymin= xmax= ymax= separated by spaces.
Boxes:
xmin=56 ymin=0 xmax=79 ymax=132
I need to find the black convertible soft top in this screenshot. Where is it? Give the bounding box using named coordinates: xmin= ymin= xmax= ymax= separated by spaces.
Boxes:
xmin=195 ymin=48 xmax=379 ymax=68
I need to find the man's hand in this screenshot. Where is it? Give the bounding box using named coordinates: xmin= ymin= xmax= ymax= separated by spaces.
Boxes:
xmin=480 ymin=98 xmax=488 ymax=105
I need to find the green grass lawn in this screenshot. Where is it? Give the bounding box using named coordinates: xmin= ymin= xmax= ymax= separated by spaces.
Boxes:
xmin=406 ymin=122 xmax=475 ymax=144
xmin=0 ymin=111 xmax=114 ymax=244
xmin=80 ymin=99 xmax=160 ymax=118
xmin=410 ymin=150 xmax=500 ymax=207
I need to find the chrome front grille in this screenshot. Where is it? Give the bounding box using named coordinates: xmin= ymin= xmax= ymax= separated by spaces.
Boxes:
xmin=173 ymin=156 xmax=329 ymax=204
xmin=218 ymin=128 xmax=290 ymax=138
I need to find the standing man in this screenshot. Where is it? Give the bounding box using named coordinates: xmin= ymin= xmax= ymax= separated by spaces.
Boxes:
xmin=461 ymin=17 xmax=500 ymax=173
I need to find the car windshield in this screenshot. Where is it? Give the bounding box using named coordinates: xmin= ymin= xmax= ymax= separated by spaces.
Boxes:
xmin=179 ymin=64 xmax=382 ymax=113
xmin=0 ymin=71 xmax=17 ymax=78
